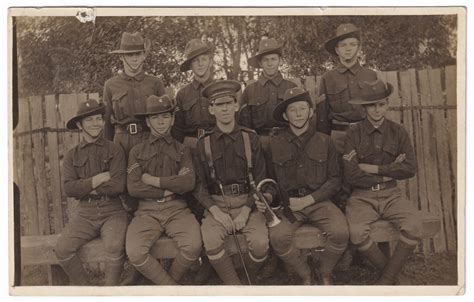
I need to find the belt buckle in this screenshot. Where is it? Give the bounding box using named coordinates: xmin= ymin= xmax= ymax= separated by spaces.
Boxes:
xmin=271 ymin=127 xmax=280 ymax=136
xmin=156 ymin=197 xmax=165 ymax=203
xmin=298 ymin=188 xmax=306 ymax=197
xmin=371 ymin=184 xmax=381 ymax=192
xmin=197 ymin=128 xmax=205 ymax=139
xmin=128 ymin=123 xmax=138 ymax=135
xmin=231 ymin=184 xmax=240 ymax=195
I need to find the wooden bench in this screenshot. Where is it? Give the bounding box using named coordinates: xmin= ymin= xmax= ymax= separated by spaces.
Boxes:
xmin=20 ymin=211 xmax=440 ymax=285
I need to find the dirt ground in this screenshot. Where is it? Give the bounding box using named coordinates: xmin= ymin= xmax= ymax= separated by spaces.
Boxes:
xmin=20 ymin=250 xmax=457 ymax=286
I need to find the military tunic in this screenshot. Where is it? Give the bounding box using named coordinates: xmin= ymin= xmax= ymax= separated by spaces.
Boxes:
xmin=193 ymin=125 xmax=269 ymax=258
xmin=266 ymin=127 xmax=349 ymax=268
xmin=56 ymin=137 xmax=128 ymax=262
xmin=343 ymin=118 xmax=421 ymax=246
xmin=125 ymin=134 xmax=202 ymax=265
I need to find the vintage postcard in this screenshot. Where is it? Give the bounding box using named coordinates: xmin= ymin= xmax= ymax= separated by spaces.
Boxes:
xmin=8 ymin=6 xmax=466 ymax=296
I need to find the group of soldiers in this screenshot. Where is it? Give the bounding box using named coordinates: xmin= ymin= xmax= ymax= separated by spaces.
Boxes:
xmin=54 ymin=23 xmax=422 ymax=286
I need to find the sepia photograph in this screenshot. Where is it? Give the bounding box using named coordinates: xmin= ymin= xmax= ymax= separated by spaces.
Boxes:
xmin=8 ymin=6 xmax=466 ymax=296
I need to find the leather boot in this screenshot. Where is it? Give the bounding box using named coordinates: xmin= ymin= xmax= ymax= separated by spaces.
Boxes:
xmin=376 ymin=241 xmax=415 ymax=285
xmin=278 ymin=247 xmax=311 ymax=285
xmin=58 ymin=254 xmax=89 ymax=285
xmin=243 ymin=252 xmax=267 ymax=285
xmin=318 ymin=249 xmax=344 ymax=285
xmin=209 ymin=252 xmax=241 ymax=285
xmin=134 ymin=256 xmax=177 ymax=285
xmin=169 ymin=252 xmax=197 ymax=283
xmin=193 ymin=257 xmax=213 ymax=285
xmin=359 ymin=242 xmax=388 ymax=271
xmin=104 ymin=256 xmax=125 ymax=286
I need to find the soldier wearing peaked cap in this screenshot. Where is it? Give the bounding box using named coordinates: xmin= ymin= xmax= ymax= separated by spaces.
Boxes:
xmin=56 ymin=99 xmax=128 ymax=286
xmin=125 ymin=95 xmax=202 ymax=285
xmin=193 ymin=80 xmax=271 ymax=285
xmin=343 ymin=79 xmax=421 ymax=285
xmin=172 ymin=39 xmax=216 ymax=148
xmin=259 ymin=87 xmax=348 ymax=285
xmin=239 ymin=38 xmax=297 ymax=150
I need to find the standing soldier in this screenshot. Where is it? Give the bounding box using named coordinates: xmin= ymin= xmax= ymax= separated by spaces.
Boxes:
xmin=125 ymin=95 xmax=202 ymax=285
xmin=318 ymin=23 xmax=378 ymax=151
xmin=260 ymin=87 xmax=349 ymax=285
xmin=194 ymin=80 xmax=270 ymax=285
xmin=172 ymin=39 xmax=215 ymax=148
xmin=239 ymin=38 xmax=297 ymax=149
xmin=55 ymin=99 xmax=128 ymax=285
xmin=104 ymin=32 xmax=167 ymax=154
xmin=343 ymin=80 xmax=421 ymax=285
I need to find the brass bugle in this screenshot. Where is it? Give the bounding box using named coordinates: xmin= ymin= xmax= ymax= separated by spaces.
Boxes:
xmin=255 ymin=178 xmax=281 ymax=228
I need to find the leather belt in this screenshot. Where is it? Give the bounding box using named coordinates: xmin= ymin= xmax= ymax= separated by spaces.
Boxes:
xmin=115 ymin=122 xmax=149 ymax=135
xmin=288 ymin=187 xmax=312 ymax=198
xmin=210 ymin=183 xmax=250 ymax=196
xmin=142 ymin=194 xmax=178 ymax=203
xmin=257 ymin=127 xmax=286 ymax=136
xmin=331 ymin=120 xmax=361 ymax=131
xmin=360 ymin=180 xmax=397 ymax=192
xmin=80 ymin=195 xmax=110 ymax=202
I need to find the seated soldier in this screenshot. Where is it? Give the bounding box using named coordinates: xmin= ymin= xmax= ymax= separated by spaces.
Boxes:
xmin=193 ymin=80 xmax=270 ymax=285
xmin=259 ymin=87 xmax=349 ymax=285
xmin=343 ymin=79 xmax=421 ymax=285
xmin=56 ymin=99 xmax=128 ymax=285
xmin=125 ymin=95 xmax=202 ymax=285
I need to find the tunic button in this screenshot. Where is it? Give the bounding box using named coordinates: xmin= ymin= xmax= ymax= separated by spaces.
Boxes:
xmin=299 ymin=164 xmax=303 ymax=168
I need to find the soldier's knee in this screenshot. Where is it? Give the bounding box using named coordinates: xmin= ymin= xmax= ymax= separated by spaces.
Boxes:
xmin=55 ymin=235 xmax=76 ymax=260
xmin=104 ymin=238 xmax=126 ymax=258
xmin=126 ymin=242 xmax=148 ymax=265
xmin=348 ymin=223 xmax=370 ymax=245
xmin=401 ymin=217 xmax=423 ymax=241
xmin=248 ymin=235 xmax=269 ymax=257
xmin=181 ymin=237 xmax=203 ymax=260
xmin=269 ymin=227 xmax=292 ymax=253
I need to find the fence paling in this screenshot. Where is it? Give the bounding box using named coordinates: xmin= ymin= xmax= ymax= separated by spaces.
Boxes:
xmin=418 ymin=69 xmax=447 ymax=253
xmin=429 ymin=68 xmax=456 ymax=252
xmin=19 ymin=98 xmax=40 ymax=236
xmin=444 ymin=66 xmax=457 ymax=217
xmin=30 ymin=96 xmax=50 ymax=236
xmin=45 ymin=95 xmax=64 ymax=233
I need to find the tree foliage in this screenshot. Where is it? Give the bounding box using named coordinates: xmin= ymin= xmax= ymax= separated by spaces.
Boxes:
xmin=15 ymin=15 xmax=456 ymax=98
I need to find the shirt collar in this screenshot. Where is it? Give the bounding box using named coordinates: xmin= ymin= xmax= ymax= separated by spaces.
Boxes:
xmin=258 ymin=72 xmax=283 ymax=86
xmin=150 ymin=133 xmax=173 ymax=144
xmin=192 ymin=74 xmax=214 ymax=90
xmin=336 ymin=62 xmax=361 ymax=75
xmin=215 ymin=124 xmax=241 ymax=141
xmin=363 ymin=118 xmax=387 ymax=134
xmin=283 ymin=125 xmax=315 ymax=143
xmin=79 ymin=136 xmax=104 ymax=149
xmin=120 ymin=70 xmax=145 ymax=81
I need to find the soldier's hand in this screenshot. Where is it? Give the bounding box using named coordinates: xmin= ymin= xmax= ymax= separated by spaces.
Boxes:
xmin=233 ymin=206 xmax=251 ymax=231
xmin=254 ymin=198 xmax=267 ymax=213
xmin=178 ymin=167 xmax=191 ymax=176
xmin=141 ymin=173 xmax=155 ymax=186
xmin=92 ymin=171 xmax=111 ymax=188
xmin=358 ymin=163 xmax=379 ymax=174
xmin=289 ymin=195 xmax=314 ymax=212
xmin=209 ymin=206 xmax=234 ymax=233
xmin=394 ymin=153 xmax=406 ymax=163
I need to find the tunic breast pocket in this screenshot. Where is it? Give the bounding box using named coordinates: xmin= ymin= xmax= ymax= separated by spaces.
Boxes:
xmin=383 ymin=143 xmax=400 ymax=159
xmin=162 ymin=148 xmax=183 ymax=176
xmin=306 ymin=152 xmax=328 ymax=187
xmin=111 ymin=90 xmax=129 ymax=121
xmin=272 ymin=152 xmax=295 ymax=184
xmin=326 ymin=83 xmax=349 ymax=112
xmin=72 ymin=157 xmax=89 ymax=179
xmin=136 ymin=151 xmax=157 ymax=174
xmin=248 ymin=97 xmax=269 ymax=129
xmin=181 ymin=97 xmax=202 ymax=126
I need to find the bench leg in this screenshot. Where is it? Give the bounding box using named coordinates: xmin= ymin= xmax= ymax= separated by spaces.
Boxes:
xmin=50 ymin=264 xmax=69 ymax=285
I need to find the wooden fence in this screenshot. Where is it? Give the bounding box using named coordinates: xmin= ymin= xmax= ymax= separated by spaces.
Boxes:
xmin=13 ymin=65 xmax=457 ymax=256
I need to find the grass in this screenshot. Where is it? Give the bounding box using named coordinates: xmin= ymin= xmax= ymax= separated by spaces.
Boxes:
xmin=20 ymin=250 xmax=457 ymax=286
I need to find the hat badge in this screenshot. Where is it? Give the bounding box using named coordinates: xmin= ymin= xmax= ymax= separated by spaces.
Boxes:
xmin=86 ymin=102 xmax=90 ymax=107
xmin=290 ymin=90 xmax=293 ymax=94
